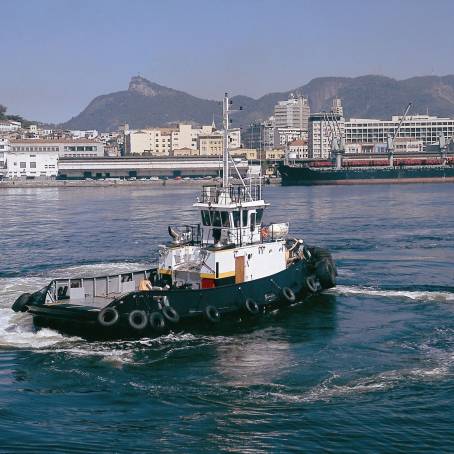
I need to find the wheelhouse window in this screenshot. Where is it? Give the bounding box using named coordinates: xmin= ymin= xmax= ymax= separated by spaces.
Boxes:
xmin=256 ymin=208 xmax=264 ymax=224
xmin=212 ymin=211 xmax=222 ymax=227
xmin=250 ymin=212 xmax=256 ymax=231
xmin=242 ymin=210 xmax=248 ymax=227
xmin=232 ymin=211 xmax=240 ymax=228
xmin=201 ymin=210 xmax=211 ymax=226
xmin=221 ymin=211 xmax=230 ymax=227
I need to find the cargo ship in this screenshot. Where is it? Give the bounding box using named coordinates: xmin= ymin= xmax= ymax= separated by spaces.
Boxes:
xmin=279 ymin=153 xmax=454 ymax=185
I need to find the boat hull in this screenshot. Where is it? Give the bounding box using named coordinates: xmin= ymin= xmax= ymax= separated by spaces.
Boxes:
xmin=20 ymin=255 xmax=333 ymax=340
xmin=279 ymin=164 xmax=454 ymax=186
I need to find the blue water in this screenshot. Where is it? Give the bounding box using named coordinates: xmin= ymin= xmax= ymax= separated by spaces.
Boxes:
xmin=1 ymin=184 xmax=453 ymax=452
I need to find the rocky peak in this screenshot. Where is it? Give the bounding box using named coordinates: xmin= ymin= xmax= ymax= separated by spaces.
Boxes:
xmin=128 ymin=76 xmax=159 ymax=96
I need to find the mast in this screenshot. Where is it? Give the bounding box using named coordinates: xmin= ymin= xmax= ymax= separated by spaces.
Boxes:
xmin=222 ymin=92 xmax=230 ymax=188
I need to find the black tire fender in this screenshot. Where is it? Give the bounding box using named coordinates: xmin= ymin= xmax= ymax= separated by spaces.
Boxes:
xmin=98 ymin=307 xmax=119 ymax=327
xmin=162 ymin=306 xmax=180 ymax=323
xmin=282 ymin=287 xmax=296 ymax=303
xmin=149 ymin=312 xmax=166 ymax=330
xmin=128 ymin=310 xmax=148 ymax=330
xmin=12 ymin=293 xmax=31 ymax=313
xmin=316 ymin=259 xmax=337 ymax=289
xmin=305 ymin=275 xmax=318 ymax=293
xmin=245 ymin=298 xmax=260 ymax=315
xmin=205 ymin=305 xmax=220 ymax=323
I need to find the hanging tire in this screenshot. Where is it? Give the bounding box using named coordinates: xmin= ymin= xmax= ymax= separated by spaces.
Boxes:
xmin=128 ymin=310 xmax=148 ymax=330
xmin=162 ymin=306 xmax=180 ymax=323
xmin=282 ymin=287 xmax=296 ymax=303
xmin=245 ymin=298 xmax=260 ymax=315
xmin=205 ymin=305 xmax=220 ymax=323
xmin=305 ymin=275 xmax=318 ymax=293
xmin=316 ymin=259 xmax=337 ymax=289
xmin=12 ymin=293 xmax=31 ymax=312
xmin=98 ymin=307 xmax=119 ymax=327
xmin=149 ymin=312 xmax=166 ymax=330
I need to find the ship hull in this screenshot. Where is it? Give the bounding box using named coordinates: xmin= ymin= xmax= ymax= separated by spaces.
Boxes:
xmin=16 ymin=250 xmax=335 ymax=340
xmin=279 ymin=164 xmax=454 ymax=186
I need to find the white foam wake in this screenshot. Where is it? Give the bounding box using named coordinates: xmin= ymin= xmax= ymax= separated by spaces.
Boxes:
xmin=328 ymin=285 xmax=454 ymax=303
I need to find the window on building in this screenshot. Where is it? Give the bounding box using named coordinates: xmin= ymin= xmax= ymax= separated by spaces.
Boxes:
xmin=20 ymin=162 xmax=26 ymax=168
xmin=30 ymin=162 xmax=36 ymax=168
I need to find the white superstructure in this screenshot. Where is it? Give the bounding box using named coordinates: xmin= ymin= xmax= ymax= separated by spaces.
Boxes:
xmin=157 ymin=93 xmax=289 ymax=290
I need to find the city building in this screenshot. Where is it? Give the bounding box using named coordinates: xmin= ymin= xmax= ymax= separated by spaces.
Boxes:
xmin=230 ymin=148 xmax=257 ymax=160
xmin=5 ymin=148 xmax=59 ymax=179
xmin=198 ymin=133 xmax=223 ymax=156
xmin=345 ymin=115 xmax=454 ymax=145
xmin=288 ymin=139 xmax=309 ymax=159
xmin=273 ymin=127 xmax=307 ymax=147
xmin=308 ymin=113 xmax=345 ymax=159
xmin=274 ymin=95 xmax=310 ymax=131
xmin=331 ymin=98 xmax=344 ymax=116
xmin=170 ymin=147 xmax=200 ymax=157
xmin=0 ymin=120 xmax=21 ymax=133
xmin=125 ymin=128 xmax=174 ymax=156
xmin=9 ymin=139 xmax=104 ymax=158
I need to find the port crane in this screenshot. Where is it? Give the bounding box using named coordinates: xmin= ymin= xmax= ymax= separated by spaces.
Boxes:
xmin=387 ymin=103 xmax=412 ymax=166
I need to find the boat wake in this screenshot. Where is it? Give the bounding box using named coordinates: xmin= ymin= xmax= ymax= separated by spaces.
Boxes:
xmin=328 ymin=284 xmax=454 ymax=303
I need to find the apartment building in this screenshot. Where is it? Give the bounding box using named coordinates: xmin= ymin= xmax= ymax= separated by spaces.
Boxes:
xmin=288 ymin=139 xmax=309 ymax=159
xmin=274 ymin=95 xmax=310 ymax=131
xmin=308 ymin=113 xmax=345 ymax=159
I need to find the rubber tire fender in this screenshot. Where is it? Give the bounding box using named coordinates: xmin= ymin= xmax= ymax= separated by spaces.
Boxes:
xmin=149 ymin=312 xmax=166 ymax=330
xmin=316 ymin=259 xmax=336 ymax=289
xmin=128 ymin=310 xmax=148 ymax=330
xmin=98 ymin=307 xmax=119 ymax=327
xmin=205 ymin=305 xmax=220 ymax=323
xmin=245 ymin=298 xmax=260 ymax=315
xmin=282 ymin=287 xmax=296 ymax=303
xmin=12 ymin=293 xmax=31 ymax=313
xmin=305 ymin=275 xmax=318 ymax=293
xmin=162 ymin=306 xmax=180 ymax=323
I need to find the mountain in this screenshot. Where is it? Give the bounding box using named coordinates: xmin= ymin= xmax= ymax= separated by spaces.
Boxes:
xmin=61 ymin=75 xmax=454 ymax=131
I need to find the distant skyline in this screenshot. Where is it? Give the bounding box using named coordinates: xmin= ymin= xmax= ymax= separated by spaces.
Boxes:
xmin=1 ymin=0 xmax=454 ymax=123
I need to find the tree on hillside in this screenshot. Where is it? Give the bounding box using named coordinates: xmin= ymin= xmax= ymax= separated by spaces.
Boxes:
xmin=0 ymin=104 xmax=6 ymax=120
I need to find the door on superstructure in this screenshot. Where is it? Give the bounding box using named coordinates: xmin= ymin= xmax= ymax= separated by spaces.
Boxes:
xmin=235 ymin=255 xmax=245 ymax=284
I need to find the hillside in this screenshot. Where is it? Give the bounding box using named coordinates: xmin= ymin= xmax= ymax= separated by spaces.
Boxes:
xmin=61 ymin=75 xmax=454 ymax=131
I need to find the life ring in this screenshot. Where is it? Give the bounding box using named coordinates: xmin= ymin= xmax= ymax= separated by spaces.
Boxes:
xmin=149 ymin=312 xmax=166 ymax=330
xmin=282 ymin=287 xmax=296 ymax=303
xmin=98 ymin=307 xmax=119 ymax=327
xmin=205 ymin=305 xmax=220 ymax=323
xmin=305 ymin=275 xmax=318 ymax=293
xmin=245 ymin=298 xmax=260 ymax=315
xmin=12 ymin=293 xmax=31 ymax=312
xmin=128 ymin=310 xmax=148 ymax=330
xmin=162 ymin=306 xmax=180 ymax=323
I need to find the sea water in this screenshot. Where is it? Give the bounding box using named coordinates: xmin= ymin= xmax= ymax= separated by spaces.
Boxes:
xmin=0 ymin=183 xmax=453 ymax=452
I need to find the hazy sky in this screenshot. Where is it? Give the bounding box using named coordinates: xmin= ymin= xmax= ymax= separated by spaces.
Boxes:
xmin=1 ymin=0 xmax=454 ymax=123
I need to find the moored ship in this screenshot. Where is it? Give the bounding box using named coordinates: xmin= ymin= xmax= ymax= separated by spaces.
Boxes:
xmin=279 ymin=154 xmax=454 ymax=186
xmin=12 ymin=93 xmax=337 ymax=339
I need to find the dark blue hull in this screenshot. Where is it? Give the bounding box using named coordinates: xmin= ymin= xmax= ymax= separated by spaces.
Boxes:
xmin=21 ymin=252 xmax=334 ymax=340
xmin=279 ymin=164 xmax=454 ymax=185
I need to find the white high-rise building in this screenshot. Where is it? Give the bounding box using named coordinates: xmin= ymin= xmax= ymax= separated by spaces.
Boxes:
xmin=331 ymin=98 xmax=343 ymax=116
xmin=274 ymin=95 xmax=311 ymax=131
xmin=309 ymin=113 xmax=345 ymax=159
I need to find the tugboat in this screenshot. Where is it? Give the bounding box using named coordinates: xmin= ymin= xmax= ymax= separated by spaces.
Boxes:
xmin=12 ymin=93 xmax=337 ymax=339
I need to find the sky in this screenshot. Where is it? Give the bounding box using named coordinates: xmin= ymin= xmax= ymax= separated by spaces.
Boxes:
xmin=1 ymin=0 xmax=454 ymax=123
